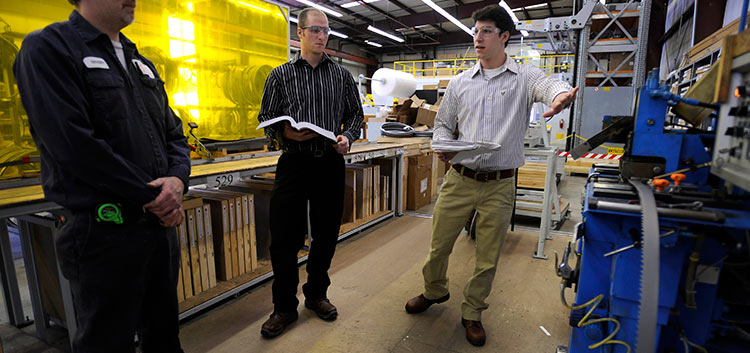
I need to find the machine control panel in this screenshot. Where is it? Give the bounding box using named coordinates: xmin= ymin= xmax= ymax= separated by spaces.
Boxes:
xmin=712 ymin=59 xmax=750 ymax=191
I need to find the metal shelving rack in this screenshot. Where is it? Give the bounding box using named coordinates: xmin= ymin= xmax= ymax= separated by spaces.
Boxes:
xmin=571 ymin=0 xmax=652 ymax=153
xmin=0 ymin=143 xmax=406 ymax=351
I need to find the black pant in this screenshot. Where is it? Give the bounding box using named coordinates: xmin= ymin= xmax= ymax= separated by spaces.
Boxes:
xmin=57 ymin=210 xmax=183 ymax=353
xmin=269 ymin=151 xmax=345 ymax=313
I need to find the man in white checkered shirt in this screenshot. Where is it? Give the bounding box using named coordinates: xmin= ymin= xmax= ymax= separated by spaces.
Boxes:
xmin=404 ymin=4 xmax=579 ymax=347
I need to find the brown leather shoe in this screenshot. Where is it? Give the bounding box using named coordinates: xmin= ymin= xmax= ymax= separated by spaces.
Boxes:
xmin=461 ymin=318 xmax=486 ymax=346
xmin=260 ymin=311 xmax=298 ymax=338
xmin=304 ymin=298 xmax=338 ymax=321
xmin=404 ymin=293 xmax=450 ymax=314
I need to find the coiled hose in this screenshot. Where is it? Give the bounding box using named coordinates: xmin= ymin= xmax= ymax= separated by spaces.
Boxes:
xmin=380 ymin=122 xmax=414 ymax=137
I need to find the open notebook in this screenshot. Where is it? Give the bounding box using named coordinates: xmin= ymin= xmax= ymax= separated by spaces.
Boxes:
xmin=257 ymin=116 xmax=337 ymax=142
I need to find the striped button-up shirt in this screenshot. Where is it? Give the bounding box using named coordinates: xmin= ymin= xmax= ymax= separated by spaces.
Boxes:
xmin=258 ymin=52 xmax=363 ymax=153
xmin=433 ymin=58 xmax=571 ymax=170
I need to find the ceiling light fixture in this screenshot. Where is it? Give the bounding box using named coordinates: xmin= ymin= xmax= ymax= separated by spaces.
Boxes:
xmin=512 ymin=3 xmax=546 ymax=11
xmin=419 ymin=0 xmax=472 ymax=36
xmin=330 ymin=30 xmax=348 ymax=38
xmin=289 ymin=16 xmax=299 ymax=23
xmin=297 ymin=0 xmax=344 ymax=17
xmin=341 ymin=0 xmax=379 ymax=8
xmin=364 ymin=40 xmax=382 ymax=47
xmin=367 ymin=25 xmax=404 ymax=43
xmin=499 ymin=0 xmax=528 ymax=37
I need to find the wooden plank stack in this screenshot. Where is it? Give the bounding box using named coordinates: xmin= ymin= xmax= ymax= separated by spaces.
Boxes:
xmin=175 ymin=195 xmax=218 ymax=301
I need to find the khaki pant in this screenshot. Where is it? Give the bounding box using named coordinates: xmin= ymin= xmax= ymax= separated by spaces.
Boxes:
xmin=422 ymin=167 xmax=515 ymax=321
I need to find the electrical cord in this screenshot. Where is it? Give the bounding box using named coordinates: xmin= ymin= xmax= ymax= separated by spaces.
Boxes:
xmin=679 ymin=331 xmax=708 ymax=353
xmin=560 ymin=284 xmax=632 ymax=353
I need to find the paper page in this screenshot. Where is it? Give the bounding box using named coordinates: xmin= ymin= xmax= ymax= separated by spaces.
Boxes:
xmin=257 ymin=116 xmax=337 ymax=142
xmin=294 ymin=122 xmax=337 ymax=142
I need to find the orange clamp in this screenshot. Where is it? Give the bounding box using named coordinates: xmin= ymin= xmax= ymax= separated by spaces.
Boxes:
xmin=653 ymin=179 xmax=670 ymax=191
xmin=671 ymin=173 xmax=686 ymax=185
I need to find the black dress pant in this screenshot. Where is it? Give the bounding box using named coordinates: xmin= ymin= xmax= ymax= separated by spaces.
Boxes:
xmin=269 ymin=151 xmax=345 ymax=313
xmin=56 ymin=209 xmax=183 ymax=353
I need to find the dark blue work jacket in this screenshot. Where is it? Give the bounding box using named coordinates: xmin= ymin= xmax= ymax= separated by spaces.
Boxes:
xmin=13 ymin=10 xmax=190 ymax=211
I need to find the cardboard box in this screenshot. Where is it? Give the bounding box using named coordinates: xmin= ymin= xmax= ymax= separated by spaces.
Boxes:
xmin=409 ymin=95 xmax=425 ymax=108
xmin=415 ymin=103 xmax=439 ymax=128
xmin=407 ymin=164 xmax=431 ymax=210
xmin=609 ymin=52 xmax=634 ymax=71
xmin=438 ymin=80 xmax=450 ymax=88
xmin=423 ymin=84 xmax=438 ymax=90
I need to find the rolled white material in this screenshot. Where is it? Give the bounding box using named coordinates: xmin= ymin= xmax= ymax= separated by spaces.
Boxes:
xmin=371 ymin=68 xmax=416 ymax=98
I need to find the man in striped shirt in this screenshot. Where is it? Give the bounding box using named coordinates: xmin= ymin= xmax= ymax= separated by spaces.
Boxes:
xmin=257 ymin=7 xmax=363 ymax=339
xmin=404 ymin=5 xmax=578 ymax=346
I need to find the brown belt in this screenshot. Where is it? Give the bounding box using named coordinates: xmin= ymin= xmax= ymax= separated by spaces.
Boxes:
xmin=452 ymin=164 xmax=514 ymax=182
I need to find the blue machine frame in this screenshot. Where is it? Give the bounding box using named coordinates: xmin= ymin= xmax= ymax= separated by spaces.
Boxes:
xmin=566 ymin=70 xmax=750 ymax=352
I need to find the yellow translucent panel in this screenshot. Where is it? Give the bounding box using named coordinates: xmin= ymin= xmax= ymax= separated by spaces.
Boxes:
xmin=172 ymin=93 xmax=187 ymax=106
xmin=168 ymin=17 xmax=182 ymax=38
xmin=1 ymin=0 xmax=289 ymax=174
xmin=189 ymin=109 xmax=201 ymax=121
xmin=236 ymin=1 xmax=271 ymax=13
xmin=185 ymin=92 xmax=199 ymax=106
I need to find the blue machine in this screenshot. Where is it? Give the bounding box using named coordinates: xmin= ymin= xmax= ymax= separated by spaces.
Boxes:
xmin=559 ymin=69 xmax=750 ymax=353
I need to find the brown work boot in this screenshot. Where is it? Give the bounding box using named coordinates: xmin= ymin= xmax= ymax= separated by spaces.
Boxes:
xmin=461 ymin=318 xmax=486 ymax=346
xmin=260 ymin=311 xmax=298 ymax=338
xmin=404 ymin=293 xmax=450 ymax=314
xmin=304 ymin=298 xmax=338 ymax=321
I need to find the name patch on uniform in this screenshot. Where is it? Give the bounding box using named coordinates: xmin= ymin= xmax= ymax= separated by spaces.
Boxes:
xmin=131 ymin=59 xmax=155 ymax=79
xmin=83 ymin=56 xmax=109 ymax=69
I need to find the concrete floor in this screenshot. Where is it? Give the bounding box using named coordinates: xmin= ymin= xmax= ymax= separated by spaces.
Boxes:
xmin=179 ymin=215 xmax=575 ymax=352
xmin=1 ymin=175 xmax=587 ymax=353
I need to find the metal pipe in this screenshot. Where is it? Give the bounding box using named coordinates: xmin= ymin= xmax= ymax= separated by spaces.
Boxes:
xmin=590 ymin=199 xmax=726 ymax=222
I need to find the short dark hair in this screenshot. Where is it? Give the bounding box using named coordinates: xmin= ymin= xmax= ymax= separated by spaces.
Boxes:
xmin=472 ymin=5 xmax=514 ymax=47
xmin=298 ymin=8 xmax=327 ymax=28
xmin=68 ymin=0 xmax=80 ymax=5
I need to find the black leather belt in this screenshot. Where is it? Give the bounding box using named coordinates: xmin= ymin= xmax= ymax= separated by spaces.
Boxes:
xmin=452 ymin=164 xmax=514 ymax=182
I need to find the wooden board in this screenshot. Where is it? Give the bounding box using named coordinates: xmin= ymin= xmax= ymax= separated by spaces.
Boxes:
xmin=373 ymin=165 xmax=380 ymax=215
xmin=0 ymin=185 xmax=44 ymax=207
xmin=688 ymin=15 xmax=747 ymax=62
xmin=202 ymin=204 xmax=217 ymax=288
xmin=564 ymin=158 xmax=618 ymax=175
xmin=195 ymin=206 xmax=210 ymax=291
xmin=339 ymin=210 xmax=393 ymax=235
xmin=240 ymin=195 xmax=253 ymax=273
xmin=186 ymin=208 xmax=202 ymax=295
xmin=194 ymin=196 xmax=232 ymax=281
xmin=0 ymin=142 xmax=406 ymax=211
xmin=381 ymin=175 xmax=390 ymax=211
xmin=221 ymin=180 xmax=272 ymax=261
xmin=343 ymin=169 xmax=357 ymax=223
xmin=175 ymin=224 xmax=186 ymax=302
xmin=517 ymin=162 xmax=548 ymax=190
xmin=233 ymin=196 xmax=246 ymax=276
xmin=346 ymin=165 xmax=368 ymax=220
xmin=246 ymin=195 xmax=258 ymax=271
xmin=177 ymin=218 xmax=193 ymax=298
